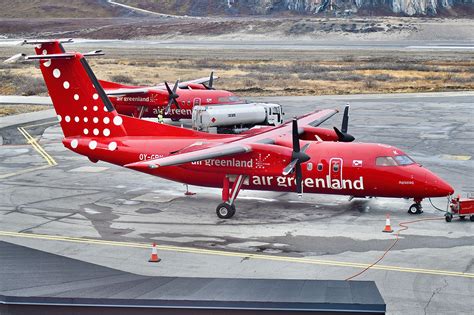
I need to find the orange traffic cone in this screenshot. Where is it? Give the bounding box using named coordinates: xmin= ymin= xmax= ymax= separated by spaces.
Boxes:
xmin=148 ymin=243 xmax=161 ymax=263
xmin=383 ymin=214 xmax=393 ymax=233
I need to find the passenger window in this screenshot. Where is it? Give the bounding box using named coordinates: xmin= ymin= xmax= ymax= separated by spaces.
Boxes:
xmin=333 ymin=163 xmax=340 ymax=172
xmin=317 ymin=163 xmax=323 ymax=171
xmin=307 ymin=163 xmax=313 ymax=171
xmin=376 ymin=156 xmax=398 ymax=166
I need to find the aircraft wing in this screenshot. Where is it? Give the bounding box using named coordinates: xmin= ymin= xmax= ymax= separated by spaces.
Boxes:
xmin=178 ymin=75 xmax=218 ymax=88
xmin=104 ymin=87 xmax=150 ymax=96
xmin=125 ymin=108 xmax=337 ymax=170
xmin=125 ymin=143 xmax=251 ymax=170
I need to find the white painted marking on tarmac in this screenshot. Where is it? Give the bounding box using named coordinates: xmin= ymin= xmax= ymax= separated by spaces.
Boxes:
xmin=69 ymin=166 xmax=109 ymax=173
xmin=84 ymin=207 xmax=101 ymax=215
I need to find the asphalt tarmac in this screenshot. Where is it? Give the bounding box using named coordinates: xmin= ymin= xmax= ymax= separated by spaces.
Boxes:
xmin=0 ymin=92 xmax=473 ymax=314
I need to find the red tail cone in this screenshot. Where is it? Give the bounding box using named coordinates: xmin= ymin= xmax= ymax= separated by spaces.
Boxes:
xmin=148 ymin=243 xmax=161 ymax=263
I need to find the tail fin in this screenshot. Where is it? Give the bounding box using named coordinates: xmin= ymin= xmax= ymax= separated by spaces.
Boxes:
xmin=29 ymin=51 xmax=219 ymax=146
xmin=35 ymin=51 xmax=126 ymax=139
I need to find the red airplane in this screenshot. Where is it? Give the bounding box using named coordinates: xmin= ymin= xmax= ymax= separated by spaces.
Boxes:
xmin=99 ymin=73 xmax=243 ymax=120
xmin=23 ymin=39 xmax=244 ymax=120
xmin=10 ymin=45 xmax=454 ymax=219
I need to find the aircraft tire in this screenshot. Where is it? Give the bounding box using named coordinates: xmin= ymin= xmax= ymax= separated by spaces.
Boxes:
xmin=470 ymin=215 xmax=474 ymax=222
xmin=445 ymin=213 xmax=452 ymax=222
xmin=408 ymin=204 xmax=421 ymax=215
xmin=459 ymin=215 xmax=465 ymax=220
xmin=171 ymin=118 xmax=180 ymax=122
xmin=216 ymin=203 xmax=235 ymax=219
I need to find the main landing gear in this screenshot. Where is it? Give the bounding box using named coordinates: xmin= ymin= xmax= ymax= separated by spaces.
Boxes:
xmin=408 ymin=198 xmax=423 ymax=215
xmin=216 ymin=175 xmax=246 ymax=219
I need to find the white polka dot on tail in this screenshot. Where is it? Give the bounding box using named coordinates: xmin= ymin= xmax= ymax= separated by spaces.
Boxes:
xmin=65 ymin=116 xmax=71 ymax=122
xmin=74 ymin=94 xmax=79 ymax=101
xmin=113 ymin=116 xmax=123 ymax=126
xmin=103 ymin=129 xmax=110 ymax=137
xmin=71 ymin=139 xmax=78 ymax=149
xmin=83 ymin=106 xmax=87 ymax=111
xmin=57 ymin=115 xmax=62 ymax=122
xmin=63 ymin=81 xmax=70 ymax=89
xmin=93 ymin=93 xmax=99 ymax=100
xmin=103 ymin=117 xmax=110 ymax=124
xmin=44 ymin=60 xmax=51 ymax=68
xmin=108 ymin=142 xmax=117 ymax=151
xmin=93 ymin=129 xmax=99 ymax=136
xmin=53 ymin=69 xmax=61 ymax=78
xmin=83 ymin=128 xmax=89 ymax=135
xmin=93 ymin=106 xmax=98 ymax=111
xmin=74 ymin=116 xmax=79 ymax=122
xmin=89 ymin=140 xmax=97 ymax=150
xmin=93 ymin=117 xmax=98 ymax=123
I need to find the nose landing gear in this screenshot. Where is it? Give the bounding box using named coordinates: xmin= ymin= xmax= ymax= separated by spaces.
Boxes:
xmin=408 ymin=199 xmax=423 ymax=214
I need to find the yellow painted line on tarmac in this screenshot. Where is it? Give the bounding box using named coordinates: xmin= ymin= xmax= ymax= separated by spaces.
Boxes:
xmin=0 ymin=165 xmax=52 ymax=179
xmin=0 ymin=230 xmax=473 ymax=279
xmin=17 ymin=127 xmax=57 ymax=166
xmin=440 ymin=154 xmax=471 ymax=161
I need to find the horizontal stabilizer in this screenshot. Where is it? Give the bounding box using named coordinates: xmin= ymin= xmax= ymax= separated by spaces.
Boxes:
xmin=22 ymin=39 xmax=73 ymax=45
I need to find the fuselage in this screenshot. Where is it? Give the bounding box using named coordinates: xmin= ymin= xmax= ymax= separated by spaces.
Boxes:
xmin=109 ymin=89 xmax=243 ymax=119
xmin=69 ymin=135 xmax=453 ymax=200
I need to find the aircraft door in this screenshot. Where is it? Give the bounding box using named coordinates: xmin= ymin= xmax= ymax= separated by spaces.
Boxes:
xmin=193 ymin=98 xmax=201 ymax=106
xmin=329 ymin=158 xmax=343 ymax=189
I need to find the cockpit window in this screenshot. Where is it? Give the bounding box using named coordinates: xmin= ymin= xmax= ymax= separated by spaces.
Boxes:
xmin=394 ymin=155 xmax=415 ymax=166
xmin=376 ymin=156 xmax=398 ymax=166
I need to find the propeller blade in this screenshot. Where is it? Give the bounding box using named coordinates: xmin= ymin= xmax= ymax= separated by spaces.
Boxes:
xmin=164 ymin=80 xmax=180 ymax=113
xmin=209 ymin=71 xmax=214 ymax=89
xmin=164 ymin=81 xmax=173 ymax=95
xmin=295 ymin=163 xmax=303 ymax=194
xmin=203 ymin=71 xmax=215 ymax=90
xmin=172 ymin=80 xmax=179 ymax=94
xmin=282 ymin=159 xmax=298 ymax=176
xmin=172 ymin=80 xmax=180 ymax=109
xmin=292 ymin=119 xmax=300 ymax=153
xmin=301 ymin=143 xmax=310 ymax=153
xmin=341 ymin=104 xmax=349 ymax=133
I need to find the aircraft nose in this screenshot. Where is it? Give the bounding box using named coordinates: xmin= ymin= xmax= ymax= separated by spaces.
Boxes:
xmin=424 ymin=170 xmax=454 ymax=197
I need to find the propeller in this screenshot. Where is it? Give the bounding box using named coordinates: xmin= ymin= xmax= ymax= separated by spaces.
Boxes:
xmin=333 ymin=104 xmax=355 ymax=142
xmin=164 ymin=80 xmax=180 ymax=115
xmin=282 ymin=119 xmax=311 ymax=195
xmin=202 ymin=71 xmax=215 ymax=90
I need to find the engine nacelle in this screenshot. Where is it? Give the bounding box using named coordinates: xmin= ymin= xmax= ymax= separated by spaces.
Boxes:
xmin=301 ymin=126 xmax=339 ymax=142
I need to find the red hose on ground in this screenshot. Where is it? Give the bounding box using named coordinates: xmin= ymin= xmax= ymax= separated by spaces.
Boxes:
xmin=345 ymin=217 xmax=444 ymax=281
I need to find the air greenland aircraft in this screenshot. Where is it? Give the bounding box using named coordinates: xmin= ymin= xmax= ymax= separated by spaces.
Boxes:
xmin=8 ymin=45 xmax=454 ymax=219
xmin=23 ymin=39 xmax=244 ymax=120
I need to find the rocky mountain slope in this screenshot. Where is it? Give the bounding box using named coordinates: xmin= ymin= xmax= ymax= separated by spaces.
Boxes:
xmin=120 ymin=0 xmax=473 ymax=16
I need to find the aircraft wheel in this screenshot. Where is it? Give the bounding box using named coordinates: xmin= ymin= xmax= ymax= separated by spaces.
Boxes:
xmin=470 ymin=215 xmax=474 ymax=222
xmin=216 ymin=203 xmax=235 ymax=219
xmin=171 ymin=118 xmax=180 ymax=122
xmin=445 ymin=213 xmax=453 ymax=222
xmin=459 ymin=215 xmax=465 ymax=221
xmin=408 ymin=203 xmax=422 ymax=215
